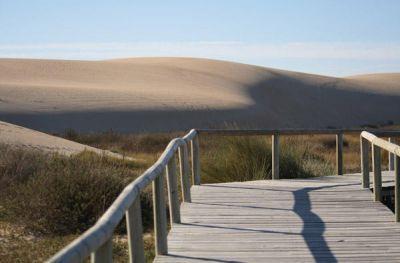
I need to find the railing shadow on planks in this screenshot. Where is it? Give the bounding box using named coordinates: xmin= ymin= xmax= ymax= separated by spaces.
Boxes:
xmin=48 ymin=128 xmax=400 ymax=263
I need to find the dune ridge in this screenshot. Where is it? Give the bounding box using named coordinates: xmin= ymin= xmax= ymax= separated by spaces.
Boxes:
xmin=0 ymin=57 xmax=399 ymax=133
xmin=0 ymin=120 xmax=130 ymax=158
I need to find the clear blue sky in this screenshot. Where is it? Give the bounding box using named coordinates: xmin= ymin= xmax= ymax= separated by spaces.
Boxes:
xmin=1 ymin=0 xmax=399 ymax=76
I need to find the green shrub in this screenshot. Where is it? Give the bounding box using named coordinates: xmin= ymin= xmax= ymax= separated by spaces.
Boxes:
xmin=0 ymin=146 xmax=153 ymax=235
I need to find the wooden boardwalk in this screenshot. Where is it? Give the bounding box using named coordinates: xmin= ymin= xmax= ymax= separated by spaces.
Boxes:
xmin=155 ymin=172 xmax=400 ymax=263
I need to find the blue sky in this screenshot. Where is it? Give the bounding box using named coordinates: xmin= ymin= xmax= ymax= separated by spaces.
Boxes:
xmin=1 ymin=0 xmax=399 ymax=76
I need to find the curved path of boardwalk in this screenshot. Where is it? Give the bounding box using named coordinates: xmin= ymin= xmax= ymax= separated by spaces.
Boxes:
xmin=155 ymin=172 xmax=400 ymax=263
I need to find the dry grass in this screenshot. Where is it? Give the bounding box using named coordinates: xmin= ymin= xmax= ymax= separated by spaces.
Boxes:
xmin=2 ymin=127 xmax=398 ymax=262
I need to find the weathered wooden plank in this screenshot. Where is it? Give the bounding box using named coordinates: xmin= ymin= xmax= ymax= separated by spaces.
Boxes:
xmin=91 ymin=238 xmax=112 ymax=263
xmin=272 ymin=134 xmax=279 ymax=180
xmin=156 ymin=174 xmax=400 ymax=263
xmin=336 ymin=133 xmax=344 ymax=175
xmin=389 ymin=137 xmax=395 ymax=171
xmin=396 ymin=156 xmax=400 ymax=222
xmin=166 ymin=155 xmax=180 ymax=224
xmin=191 ymin=135 xmax=201 ymax=185
xmin=178 ymin=144 xmax=191 ymax=202
xmin=360 ymin=136 xmax=370 ymax=188
xmin=153 ymin=174 xmax=168 ymax=255
xmin=372 ymin=145 xmax=382 ymax=202
xmin=126 ymin=198 xmax=145 ymax=263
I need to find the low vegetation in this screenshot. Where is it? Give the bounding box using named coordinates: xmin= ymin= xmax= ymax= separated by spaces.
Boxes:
xmin=0 ymin=145 xmax=154 ymax=261
xmin=1 ymin=128 xmax=396 ymax=262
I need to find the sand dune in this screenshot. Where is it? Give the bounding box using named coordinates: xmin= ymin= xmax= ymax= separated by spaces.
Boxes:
xmin=0 ymin=120 xmax=129 ymax=158
xmin=0 ymin=57 xmax=399 ymax=133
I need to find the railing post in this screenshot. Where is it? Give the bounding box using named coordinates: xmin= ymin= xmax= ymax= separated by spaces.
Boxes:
xmin=191 ymin=135 xmax=201 ymax=185
xmin=152 ymin=174 xmax=168 ymax=255
xmin=389 ymin=138 xmax=395 ymax=171
xmin=91 ymin=238 xmax=113 ymax=263
xmin=360 ymin=136 xmax=370 ymax=188
xmin=336 ymin=133 xmax=343 ymax=175
xmin=166 ymin=154 xmax=181 ymax=224
xmin=272 ymin=133 xmax=279 ymax=180
xmin=126 ymin=198 xmax=145 ymax=263
xmin=372 ymin=144 xmax=382 ymax=202
xmin=395 ymin=156 xmax=400 ymax=222
xmin=179 ymin=144 xmax=191 ymax=202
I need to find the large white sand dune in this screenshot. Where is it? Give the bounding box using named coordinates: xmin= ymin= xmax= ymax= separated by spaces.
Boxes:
xmin=0 ymin=57 xmax=399 ymax=133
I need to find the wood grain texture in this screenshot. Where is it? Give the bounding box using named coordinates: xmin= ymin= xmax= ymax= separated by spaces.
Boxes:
xmin=90 ymin=239 xmax=112 ymax=263
xmin=360 ymin=136 xmax=370 ymax=188
xmin=179 ymin=144 xmax=191 ymax=203
xmin=373 ymin=145 xmax=382 ymax=202
xmin=153 ymin=174 xmax=168 ymax=255
xmin=272 ymin=134 xmax=279 ymax=180
xmin=126 ymin=198 xmax=145 ymax=263
xmin=191 ymin=136 xmax=201 ymax=185
xmin=336 ymin=133 xmax=343 ymax=175
xmin=166 ymin=155 xmax=181 ymax=224
xmin=155 ymin=172 xmax=399 ymax=263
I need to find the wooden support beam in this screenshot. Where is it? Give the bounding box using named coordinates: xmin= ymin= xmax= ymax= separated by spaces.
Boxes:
xmin=91 ymin=238 xmax=113 ymax=263
xmin=336 ymin=133 xmax=344 ymax=175
xmin=389 ymin=138 xmax=395 ymax=171
xmin=179 ymin=145 xmax=191 ymax=202
xmin=126 ymin=198 xmax=145 ymax=263
xmin=360 ymin=136 xmax=370 ymax=188
xmin=272 ymin=134 xmax=279 ymax=180
xmin=153 ymin=174 xmax=168 ymax=255
xmin=191 ymin=136 xmax=201 ymax=185
xmin=395 ymin=156 xmax=400 ymax=222
xmin=372 ymin=145 xmax=382 ymax=202
xmin=166 ymin=155 xmax=181 ymax=224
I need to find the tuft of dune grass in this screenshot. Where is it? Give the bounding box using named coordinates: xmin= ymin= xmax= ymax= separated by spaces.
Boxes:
xmin=200 ymin=136 xmax=335 ymax=183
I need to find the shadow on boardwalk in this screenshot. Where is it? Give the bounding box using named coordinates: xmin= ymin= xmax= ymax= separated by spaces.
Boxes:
xmin=293 ymin=185 xmax=337 ymax=263
xmin=183 ymin=183 xmax=358 ymax=262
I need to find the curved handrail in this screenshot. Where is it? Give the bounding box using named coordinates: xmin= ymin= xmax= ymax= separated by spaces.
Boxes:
xmin=360 ymin=130 xmax=400 ymax=222
xmin=48 ymin=128 xmax=400 ymax=262
xmin=361 ymin=131 xmax=400 ymax=157
xmin=48 ymin=129 xmax=198 ymax=262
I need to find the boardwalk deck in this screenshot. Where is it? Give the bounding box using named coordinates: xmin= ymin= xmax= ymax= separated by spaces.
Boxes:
xmin=155 ymin=172 xmax=400 ymax=263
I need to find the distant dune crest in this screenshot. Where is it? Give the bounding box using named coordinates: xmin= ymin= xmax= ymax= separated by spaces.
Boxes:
xmin=0 ymin=57 xmax=399 ymax=132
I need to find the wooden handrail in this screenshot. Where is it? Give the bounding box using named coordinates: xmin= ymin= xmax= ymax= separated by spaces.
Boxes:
xmin=197 ymin=128 xmax=400 ymax=136
xmin=49 ymin=128 xmax=400 ymax=262
xmin=48 ymin=129 xmax=199 ymax=263
xmin=197 ymin=129 xmax=400 ymax=179
xmin=360 ymin=131 xmax=400 ymax=222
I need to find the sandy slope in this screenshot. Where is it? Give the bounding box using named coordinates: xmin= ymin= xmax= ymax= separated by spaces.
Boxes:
xmin=0 ymin=57 xmax=399 ymax=133
xmin=0 ymin=120 xmax=128 ymax=158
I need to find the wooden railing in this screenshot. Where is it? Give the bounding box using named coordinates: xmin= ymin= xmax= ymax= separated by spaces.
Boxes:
xmin=49 ymin=128 xmax=400 ymax=262
xmin=197 ymin=129 xmax=400 ymax=179
xmin=48 ymin=129 xmax=200 ymax=263
xmin=361 ymin=131 xmax=400 ymax=221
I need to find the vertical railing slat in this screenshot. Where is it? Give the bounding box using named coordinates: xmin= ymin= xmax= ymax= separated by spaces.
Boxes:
xmin=372 ymin=144 xmax=382 ymax=202
xmin=395 ymin=156 xmax=400 ymax=222
xmin=336 ymin=133 xmax=344 ymax=175
xmin=272 ymin=134 xmax=279 ymax=180
xmin=360 ymin=136 xmax=370 ymax=188
xmin=389 ymin=138 xmax=395 ymax=171
xmin=179 ymin=144 xmax=192 ymax=202
xmin=91 ymin=238 xmax=113 ymax=263
xmin=153 ymin=174 xmax=168 ymax=255
xmin=394 ymin=156 xmax=400 ymax=222
xmin=166 ymin=154 xmax=181 ymax=224
xmin=191 ymin=135 xmax=201 ymax=185
xmin=126 ymin=197 xmax=145 ymax=263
